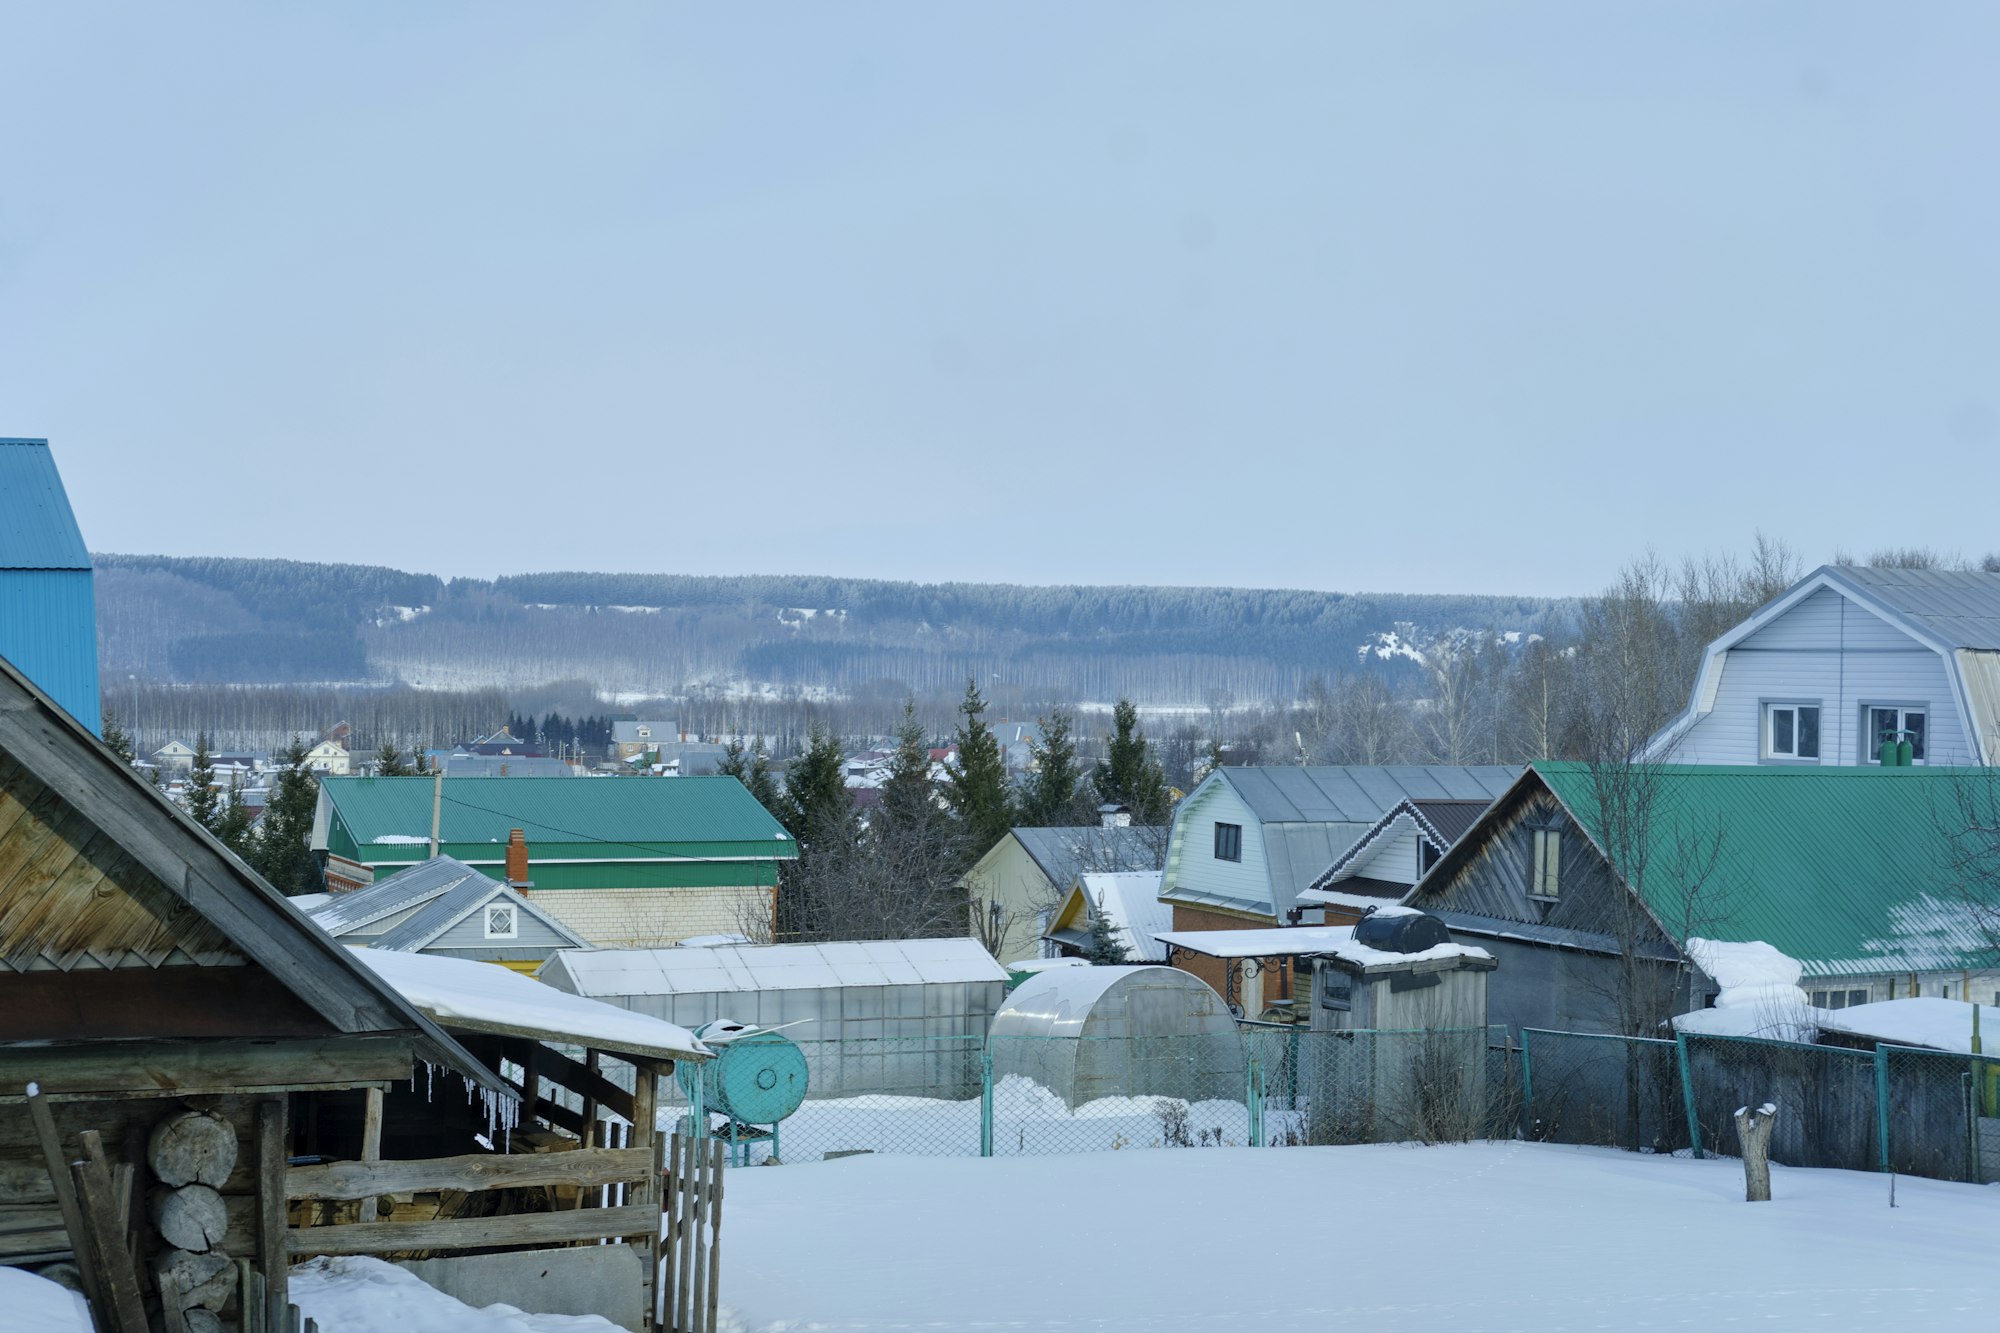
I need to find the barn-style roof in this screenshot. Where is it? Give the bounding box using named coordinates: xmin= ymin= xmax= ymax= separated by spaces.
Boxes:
xmin=0 ymin=652 xmax=503 ymax=1091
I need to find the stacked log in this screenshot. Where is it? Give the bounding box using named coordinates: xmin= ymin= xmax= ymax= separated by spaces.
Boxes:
xmin=147 ymin=1110 xmax=238 ymax=1333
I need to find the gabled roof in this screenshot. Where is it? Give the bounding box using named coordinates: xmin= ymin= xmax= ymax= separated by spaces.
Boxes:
xmin=317 ymin=775 xmax=798 ymax=858
xmin=1003 ymin=825 xmax=1163 ymax=888
xmin=1209 ymin=765 xmax=1520 ymax=825
xmin=1415 ymin=762 xmax=1996 ymax=978
xmin=0 ymin=652 xmax=504 ymax=1093
xmin=310 ymin=854 xmax=590 ymax=953
xmin=0 ymin=440 xmax=91 ymax=570
xmin=1299 ymin=797 xmax=1494 ymax=902
xmin=1044 ymin=871 xmax=1171 ymax=962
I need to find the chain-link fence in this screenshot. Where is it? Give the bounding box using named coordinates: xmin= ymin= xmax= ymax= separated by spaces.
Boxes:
xmin=638 ymin=1021 xmax=2000 ymax=1187
xmin=1522 ymin=1029 xmax=1689 ymax=1154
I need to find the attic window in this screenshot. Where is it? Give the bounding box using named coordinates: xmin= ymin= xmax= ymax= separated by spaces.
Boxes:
xmin=1214 ymin=822 xmax=1242 ymax=862
xmin=484 ymin=903 xmax=519 ymax=940
xmin=1763 ymin=703 xmax=1820 ymax=762
xmin=1529 ymin=828 xmax=1561 ymax=900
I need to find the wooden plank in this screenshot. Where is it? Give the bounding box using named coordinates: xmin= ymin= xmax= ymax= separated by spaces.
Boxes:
xmin=286 ymin=1146 xmax=656 ymax=1201
xmin=658 ymin=1135 xmax=676 ymax=1332
xmin=674 ymin=1133 xmax=694 ymax=1333
xmin=503 ymin=1040 xmax=635 ymax=1125
xmin=631 ymin=1061 xmax=660 ymax=1148
xmin=0 ymin=1036 xmax=416 ymax=1101
xmin=703 ymin=1138 xmax=725 ymax=1333
xmin=287 ymin=1202 xmax=660 ymax=1256
xmin=356 ymin=1088 xmax=384 ymax=1225
xmin=73 ymin=1154 xmax=149 ymax=1333
xmin=24 ymin=1081 xmax=105 ymax=1317
xmin=257 ymin=1098 xmax=289 ymax=1329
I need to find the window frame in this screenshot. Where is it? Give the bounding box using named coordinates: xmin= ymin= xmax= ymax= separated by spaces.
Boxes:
xmin=1758 ymin=698 xmax=1823 ymax=764
xmin=1528 ymin=825 xmax=1562 ymax=901
xmin=483 ymin=901 xmax=520 ymax=941
xmin=1213 ymin=821 xmax=1243 ymax=863
xmin=1859 ymin=701 xmax=1929 ymax=765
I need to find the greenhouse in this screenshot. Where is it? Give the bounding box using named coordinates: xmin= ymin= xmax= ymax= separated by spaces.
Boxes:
xmin=987 ymin=965 xmax=1245 ymax=1110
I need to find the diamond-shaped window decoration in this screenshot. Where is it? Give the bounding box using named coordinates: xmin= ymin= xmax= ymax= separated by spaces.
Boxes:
xmin=485 ymin=903 xmax=518 ymax=939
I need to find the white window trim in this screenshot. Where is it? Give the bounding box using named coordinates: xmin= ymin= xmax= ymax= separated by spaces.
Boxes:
xmin=1758 ymin=699 xmax=1823 ymax=764
xmin=1859 ymin=701 xmax=1929 ymax=766
xmin=483 ymin=902 xmax=520 ymax=940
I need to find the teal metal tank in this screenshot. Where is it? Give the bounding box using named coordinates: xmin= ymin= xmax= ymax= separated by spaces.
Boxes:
xmin=678 ymin=1022 xmax=810 ymax=1124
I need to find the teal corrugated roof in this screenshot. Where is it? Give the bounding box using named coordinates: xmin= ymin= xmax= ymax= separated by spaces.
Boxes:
xmin=0 ymin=440 xmax=92 ymax=569
xmin=1534 ymin=762 xmax=1994 ymax=976
xmin=321 ymin=776 xmax=797 ymax=856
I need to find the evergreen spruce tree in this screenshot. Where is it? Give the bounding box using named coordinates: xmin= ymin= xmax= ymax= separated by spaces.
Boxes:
xmin=778 ymin=725 xmax=856 ymax=852
xmin=101 ymin=710 xmax=136 ymax=764
xmin=215 ymin=778 xmax=255 ymax=857
xmin=717 ymin=737 xmax=750 ymax=782
xmin=375 ymin=740 xmax=412 ymax=776
xmin=745 ymin=736 xmax=782 ymax=813
xmin=942 ymin=678 xmax=1013 ymax=855
xmin=1019 ymin=707 xmax=1087 ymax=827
xmin=251 ymin=737 xmax=324 ymax=894
xmin=1094 ymin=699 xmax=1172 ymax=824
xmin=184 ymin=731 xmax=222 ymax=831
xmin=1079 ymin=902 xmax=1131 ymax=965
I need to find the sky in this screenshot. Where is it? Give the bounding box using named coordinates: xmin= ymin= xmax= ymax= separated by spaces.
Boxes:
xmin=4 ymin=4 xmax=1996 ymax=597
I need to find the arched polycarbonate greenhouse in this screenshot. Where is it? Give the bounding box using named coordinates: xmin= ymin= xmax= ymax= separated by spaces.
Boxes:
xmin=986 ymin=965 xmax=1245 ymax=1110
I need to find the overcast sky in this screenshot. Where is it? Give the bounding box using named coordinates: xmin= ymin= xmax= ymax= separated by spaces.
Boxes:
xmin=4 ymin=4 xmax=1995 ymax=596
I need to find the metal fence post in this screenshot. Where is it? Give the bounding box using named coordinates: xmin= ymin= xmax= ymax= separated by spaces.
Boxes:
xmin=1519 ymin=1029 xmax=1534 ymax=1138
xmin=979 ymin=1044 xmax=994 ymax=1158
xmin=1675 ymin=1031 xmax=1703 ymax=1159
xmin=1874 ymin=1044 xmax=1891 ymax=1173
xmin=1247 ymin=1055 xmax=1263 ymax=1148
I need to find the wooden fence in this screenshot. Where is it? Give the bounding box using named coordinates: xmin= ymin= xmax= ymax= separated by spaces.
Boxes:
xmin=284 ymin=1132 xmax=724 ymax=1333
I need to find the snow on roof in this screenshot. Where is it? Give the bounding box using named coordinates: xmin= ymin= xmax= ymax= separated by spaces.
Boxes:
xmin=1673 ymin=938 xmax=1815 ymax=1042
xmin=1812 ymin=997 xmax=1996 ymax=1055
xmin=1154 ymin=925 xmax=1490 ymax=970
xmin=544 ymin=938 xmax=1010 ymax=997
xmin=1006 ymin=957 xmax=1090 ymax=974
xmin=348 ymin=947 xmax=707 ymax=1063
xmin=1080 ymin=871 xmax=1170 ymax=963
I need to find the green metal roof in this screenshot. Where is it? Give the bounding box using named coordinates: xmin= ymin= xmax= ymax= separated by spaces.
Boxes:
xmin=320 ymin=776 xmax=797 ymax=860
xmin=1533 ymin=762 xmax=1995 ymax=977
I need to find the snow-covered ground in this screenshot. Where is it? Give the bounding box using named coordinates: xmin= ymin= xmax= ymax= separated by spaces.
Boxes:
xmin=2 ymin=1257 xmax=624 ymax=1333
xmin=714 ymin=1141 xmax=2000 ymax=1331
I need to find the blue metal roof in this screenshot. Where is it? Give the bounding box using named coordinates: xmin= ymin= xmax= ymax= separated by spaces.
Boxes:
xmin=0 ymin=440 xmax=92 ymax=570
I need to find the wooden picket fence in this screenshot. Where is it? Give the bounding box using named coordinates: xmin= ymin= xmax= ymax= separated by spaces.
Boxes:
xmin=659 ymin=1133 xmax=725 ymax=1333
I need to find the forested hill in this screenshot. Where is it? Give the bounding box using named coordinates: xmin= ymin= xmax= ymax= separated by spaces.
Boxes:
xmin=92 ymin=553 xmax=1571 ymax=703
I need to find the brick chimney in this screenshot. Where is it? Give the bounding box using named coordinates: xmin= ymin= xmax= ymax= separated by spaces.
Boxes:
xmin=505 ymin=828 xmax=531 ymax=893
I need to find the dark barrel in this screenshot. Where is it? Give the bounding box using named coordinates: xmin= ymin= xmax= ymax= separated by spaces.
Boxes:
xmin=1352 ymin=908 xmax=1451 ymax=954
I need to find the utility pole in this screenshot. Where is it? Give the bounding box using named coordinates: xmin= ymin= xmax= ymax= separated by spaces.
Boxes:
xmin=429 ymin=768 xmax=444 ymax=858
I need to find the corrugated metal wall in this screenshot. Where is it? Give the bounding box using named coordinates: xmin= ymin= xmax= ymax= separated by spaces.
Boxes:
xmin=0 ymin=569 xmax=101 ymax=734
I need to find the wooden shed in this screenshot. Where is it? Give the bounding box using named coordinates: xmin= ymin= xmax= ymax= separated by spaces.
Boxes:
xmin=0 ymin=654 xmax=724 ymax=1332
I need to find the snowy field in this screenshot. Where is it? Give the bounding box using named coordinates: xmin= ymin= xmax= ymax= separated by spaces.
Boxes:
xmin=714 ymin=1141 xmax=2000 ymax=1331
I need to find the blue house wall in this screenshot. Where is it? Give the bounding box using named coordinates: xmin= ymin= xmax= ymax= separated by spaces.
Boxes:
xmin=0 ymin=440 xmax=101 ymax=734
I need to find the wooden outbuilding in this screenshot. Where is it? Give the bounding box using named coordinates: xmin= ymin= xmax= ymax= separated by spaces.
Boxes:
xmin=0 ymin=654 xmax=721 ymax=1331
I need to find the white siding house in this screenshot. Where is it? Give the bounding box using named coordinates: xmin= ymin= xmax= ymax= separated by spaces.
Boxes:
xmin=1645 ymin=566 xmax=2000 ymax=766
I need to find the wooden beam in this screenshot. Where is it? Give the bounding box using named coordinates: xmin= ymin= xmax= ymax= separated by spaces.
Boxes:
xmin=0 ymin=966 xmax=332 ymax=1042
xmin=257 ymin=1098 xmax=289 ymax=1329
xmin=630 ymin=1061 xmax=660 ymax=1148
xmin=287 ymin=1202 xmax=659 ymax=1256
xmin=24 ymin=1082 xmax=102 ymax=1313
xmin=499 ymin=1040 xmax=634 ymax=1124
xmin=72 ymin=1153 xmax=149 ymax=1333
xmin=356 ymin=1088 xmax=384 ymax=1224
xmin=286 ymin=1146 xmax=656 ymax=1201
xmin=0 ymin=1036 xmax=415 ymax=1101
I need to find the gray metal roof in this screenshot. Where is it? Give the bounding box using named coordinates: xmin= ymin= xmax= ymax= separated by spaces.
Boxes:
xmin=1216 ymin=765 xmax=1520 ymax=825
xmin=311 ymin=855 xmax=489 ymax=935
xmin=1831 ymin=566 xmax=2000 ymax=649
xmin=375 ymin=877 xmax=588 ymax=953
xmin=1009 ymin=824 xmax=1164 ymax=888
xmin=442 ymin=754 xmax=576 ymax=778
xmin=0 ymin=440 xmax=91 ymax=570
xmin=611 ymin=720 xmax=676 ymax=744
